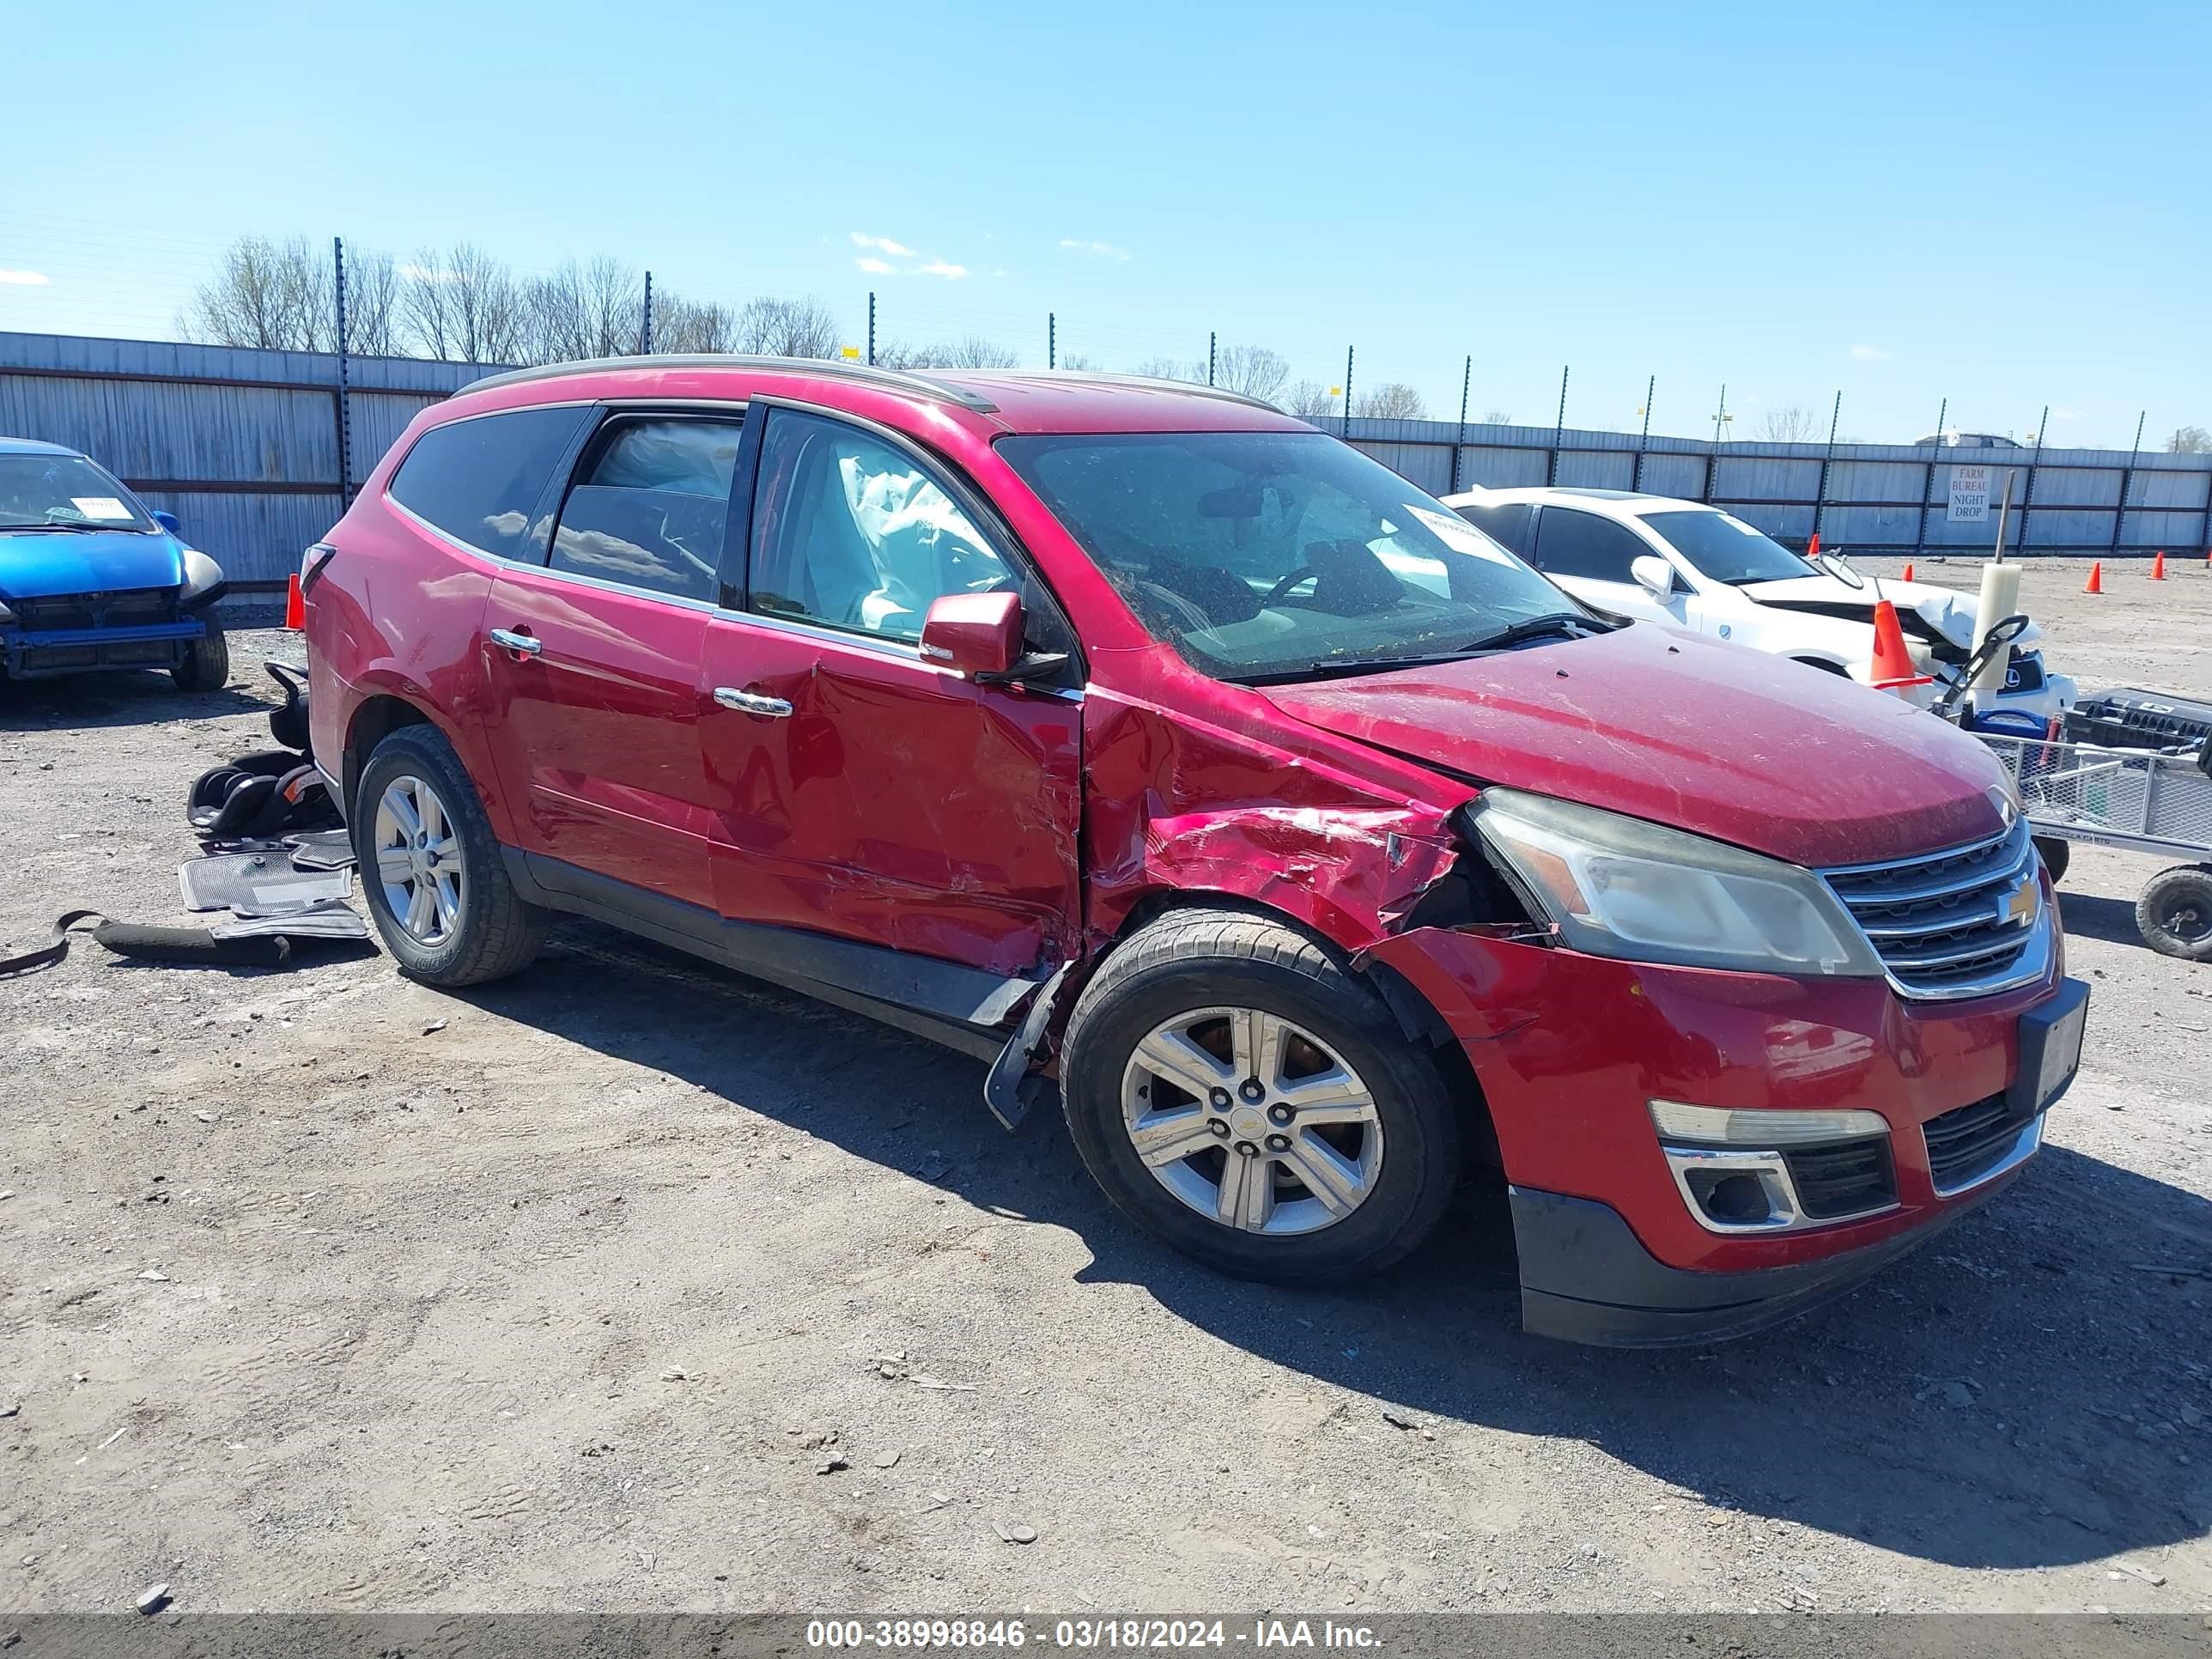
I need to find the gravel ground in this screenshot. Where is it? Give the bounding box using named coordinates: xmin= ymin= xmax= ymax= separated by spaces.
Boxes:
xmin=2 ymin=556 xmax=2209 ymax=1617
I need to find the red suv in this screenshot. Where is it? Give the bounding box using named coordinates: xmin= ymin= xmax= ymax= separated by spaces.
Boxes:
xmin=301 ymin=356 xmax=2088 ymax=1344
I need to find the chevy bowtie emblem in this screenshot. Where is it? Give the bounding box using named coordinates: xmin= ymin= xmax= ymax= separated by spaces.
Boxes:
xmin=2002 ymin=879 xmax=2038 ymax=927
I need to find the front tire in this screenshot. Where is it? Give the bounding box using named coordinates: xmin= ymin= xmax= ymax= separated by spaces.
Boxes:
xmin=1060 ymin=908 xmax=1462 ymax=1285
xmin=353 ymin=723 xmax=549 ymax=986
xmin=173 ymin=617 xmax=230 ymax=692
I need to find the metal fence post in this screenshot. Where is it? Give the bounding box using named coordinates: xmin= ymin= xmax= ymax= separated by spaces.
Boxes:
xmin=1814 ymin=390 xmax=1841 ymax=547
xmin=1547 ymin=366 xmax=1568 ymax=487
xmin=331 ymin=236 xmax=352 ymax=510
xmin=639 ymin=270 xmax=653 ymax=355
xmin=866 ymin=293 xmax=876 ymax=366
xmin=1207 ymin=331 xmax=1216 ymax=387
xmin=1048 ymin=313 xmax=1055 ymax=370
xmin=1342 ymin=346 xmax=1354 ymax=437
xmin=1913 ymin=397 xmax=1945 ymax=558
xmin=1632 ymin=374 xmax=1653 ymax=492
xmin=1452 ymin=355 xmax=1470 ymax=492
xmin=2018 ymin=402 xmax=2047 ymax=557
xmin=2113 ymin=410 xmax=2145 ymax=554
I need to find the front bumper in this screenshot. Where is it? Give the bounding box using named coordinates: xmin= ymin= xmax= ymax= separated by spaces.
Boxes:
xmin=1508 ymin=1173 xmax=2019 ymax=1346
xmin=1 ymin=617 xmax=205 ymax=679
xmin=1365 ymin=922 xmax=2080 ymax=1344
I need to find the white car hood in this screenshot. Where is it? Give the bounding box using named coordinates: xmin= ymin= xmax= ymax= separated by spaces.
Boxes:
xmin=1739 ymin=574 xmax=2040 ymax=650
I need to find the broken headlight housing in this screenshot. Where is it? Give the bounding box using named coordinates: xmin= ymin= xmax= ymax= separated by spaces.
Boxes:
xmin=1468 ymin=788 xmax=1885 ymax=978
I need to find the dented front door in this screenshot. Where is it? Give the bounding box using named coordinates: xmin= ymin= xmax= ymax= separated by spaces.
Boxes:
xmin=695 ymin=614 xmax=1083 ymax=978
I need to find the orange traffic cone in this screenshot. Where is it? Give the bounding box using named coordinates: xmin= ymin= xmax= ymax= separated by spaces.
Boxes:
xmin=284 ymin=572 xmax=306 ymax=629
xmin=2149 ymin=550 xmax=2167 ymax=580
xmin=2084 ymin=562 xmax=2104 ymax=594
xmin=1901 ymin=562 xmax=1916 ymax=582
xmin=1869 ymin=599 xmax=1933 ymax=691
xmin=1806 ymin=532 xmax=1821 ymax=562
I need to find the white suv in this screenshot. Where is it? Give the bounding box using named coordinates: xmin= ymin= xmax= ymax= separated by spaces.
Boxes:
xmin=1441 ymin=486 xmax=2075 ymax=728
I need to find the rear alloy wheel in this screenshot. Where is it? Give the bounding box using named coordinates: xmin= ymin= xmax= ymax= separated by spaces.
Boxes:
xmin=373 ymin=775 xmax=465 ymax=948
xmin=1061 ymin=907 xmax=1462 ymax=1285
xmin=353 ymin=723 xmax=548 ymax=986
xmin=1121 ymin=1006 xmax=1384 ymax=1236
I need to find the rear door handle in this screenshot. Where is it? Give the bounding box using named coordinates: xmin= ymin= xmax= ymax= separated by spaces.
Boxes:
xmin=713 ymin=686 xmax=793 ymax=718
xmin=489 ymin=627 xmax=542 ymax=658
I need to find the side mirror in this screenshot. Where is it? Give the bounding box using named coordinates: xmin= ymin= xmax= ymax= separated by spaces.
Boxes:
xmin=919 ymin=590 xmax=1023 ymax=679
xmin=1630 ymin=555 xmax=1677 ymax=598
xmin=151 ymin=509 xmax=183 ymax=536
xmin=1815 ymin=551 xmax=1865 ymax=590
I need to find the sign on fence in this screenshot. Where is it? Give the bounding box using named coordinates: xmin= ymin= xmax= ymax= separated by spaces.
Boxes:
xmin=1948 ymin=464 xmax=1992 ymax=523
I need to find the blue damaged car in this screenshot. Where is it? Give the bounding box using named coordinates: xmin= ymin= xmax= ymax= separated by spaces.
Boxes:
xmin=0 ymin=436 xmax=229 ymax=690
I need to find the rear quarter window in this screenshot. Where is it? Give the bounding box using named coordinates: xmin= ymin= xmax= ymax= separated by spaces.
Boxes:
xmin=387 ymin=406 xmax=592 ymax=561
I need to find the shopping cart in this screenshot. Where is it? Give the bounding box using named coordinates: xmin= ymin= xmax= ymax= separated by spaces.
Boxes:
xmin=1977 ymin=733 xmax=2212 ymax=961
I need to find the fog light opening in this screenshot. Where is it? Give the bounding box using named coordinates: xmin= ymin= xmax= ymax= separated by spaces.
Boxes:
xmin=1686 ymin=1168 xmax=1778 ymax=1226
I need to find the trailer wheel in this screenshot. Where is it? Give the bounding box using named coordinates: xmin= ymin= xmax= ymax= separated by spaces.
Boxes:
xmin=2033 ymin=836 xmax=2070 ymax=884
xmin=2136 ymin=864 xmax=2212 ymax=962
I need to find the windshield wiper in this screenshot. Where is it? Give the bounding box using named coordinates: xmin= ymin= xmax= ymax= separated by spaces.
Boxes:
xmin=1227 ymin=651 xmax=1483 ymax=687
xmin=1460 ymin=611 xmax=1605 ymax=652
xmin=27 ymin=518 xmax=114 ymax=533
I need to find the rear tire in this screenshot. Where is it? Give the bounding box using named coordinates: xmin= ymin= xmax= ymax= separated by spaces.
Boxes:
xmin=2136 ymin=865 xmax=2212 ymax=962
xmin=173 ymin=617 xmax=230 ymax=692
xmin=1060 ymin=908 xmax=1462 ymax=1285
xmin=353 ymin=723 xmax=549 ymax=986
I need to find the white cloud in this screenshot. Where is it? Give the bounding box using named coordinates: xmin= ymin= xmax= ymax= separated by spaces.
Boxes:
xmin=1849 ymin=343 xmax=1892 ymax=362
xmin=915 ymin=260 xmax=967 ymax=280
xmin=1058 ymin=237 xmax=1130 ymax=261
xmin=854 ymin=257 xmax=896 ymax=275
xmin=850 ymin=232 xmax=914 ymax=257
xmin=0 ymin=269 xmax=52 ymax=287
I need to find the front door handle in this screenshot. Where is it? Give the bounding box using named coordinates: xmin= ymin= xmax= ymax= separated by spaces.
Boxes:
xmin=713 ymin=686 xmax=793 ymax=718
xmin=489 ymin=627 xmax=543 ymax=658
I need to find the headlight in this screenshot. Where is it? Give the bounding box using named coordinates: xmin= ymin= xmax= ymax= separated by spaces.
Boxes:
xmin=179 ymin=547 xmax=227 ymax=605
xmin=1470 ymin=788 xmax=1885 ymax=977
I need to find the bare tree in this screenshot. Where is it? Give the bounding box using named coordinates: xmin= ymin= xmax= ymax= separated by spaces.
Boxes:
xmin=878 ymin=336 xmax=1020 ymax=370
xmin=732 ymin=295 xmax=841 ymax=359
xmin=1054 ymin=352 xmax=1100 ymax=371
xmin=342 ymin=247 xmax=403 ymax=357
xmin=653 ymin=295 xmax=738 ymax=354
xmin=1283 ymin=380 xmax=1339 ymax=418
xmin=1757 ymin=405 xmax=1824 ymax=442
xmin=1210 ymin=344 xmax=1291 ymax=404
xmin=1130 ymin=356 xmax=1200 ymax=383
xmin=1481 ymin=408 xmax=1514 ymax=424
xmin=185 ymin=235 xmax=331 ymax=350
xmin=521 ymin=257 xmax=643 ymax=362
xmin=1354 ymin=382 xmax=1428 ymax=419
xmin=405 ymin=244 xmax=526 ymax=364
xmin=2167 ymin=425 xmax=2211 ymax=454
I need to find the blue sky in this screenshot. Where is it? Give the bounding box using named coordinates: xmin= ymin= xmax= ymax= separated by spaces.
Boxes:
xmin=4 ymin=0 xmax=2206 ymax=448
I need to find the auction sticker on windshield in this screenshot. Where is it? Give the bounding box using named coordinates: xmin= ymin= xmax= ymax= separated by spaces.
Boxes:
xmin=70 ymin=496 xmax=134 ymax=520
xmin=1407 ymin=504 xmax=1513 ymax=563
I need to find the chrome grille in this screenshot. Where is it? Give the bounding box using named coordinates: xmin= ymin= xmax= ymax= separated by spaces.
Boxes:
xmin=1820 ymin=817 xmax=2045 ymax=1000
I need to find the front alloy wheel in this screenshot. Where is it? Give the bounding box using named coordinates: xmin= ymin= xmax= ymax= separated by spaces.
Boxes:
xmin=1122 ymin=1006 xmax=1383 ymax=1235
xmin=372 ymin=775 xmax=465 ymax=946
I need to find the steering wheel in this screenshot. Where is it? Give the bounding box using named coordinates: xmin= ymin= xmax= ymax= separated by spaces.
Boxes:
xmin=1264 ymin=568 xmax=1321 ymax=606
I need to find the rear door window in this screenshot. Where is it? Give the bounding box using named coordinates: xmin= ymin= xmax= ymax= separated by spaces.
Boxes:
xmin=549 ymin=416 xmax=746 ymax=602
xmin=1531 ymin=507 xmax=1649 ymax=583
xmin=388 ymin=406 xmax=592 ymax=561
xmin=1454 ymin=501 xmax=1534 ymax=557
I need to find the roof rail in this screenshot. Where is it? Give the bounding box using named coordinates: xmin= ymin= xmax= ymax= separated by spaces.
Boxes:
xmin=459 ymin=354 xmax=1002 ymax=413
xmin=1006 ymin=369 xmax=1283 ymax=414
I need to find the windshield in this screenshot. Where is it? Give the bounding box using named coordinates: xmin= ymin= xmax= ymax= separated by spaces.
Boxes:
xmin=1639 ymin=508 xmax=1815 ymax=585
xmin=0 ymin=454 xmax=153 ymax=532
xmin=996 ymin=431 xmax=1586 ymax=681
